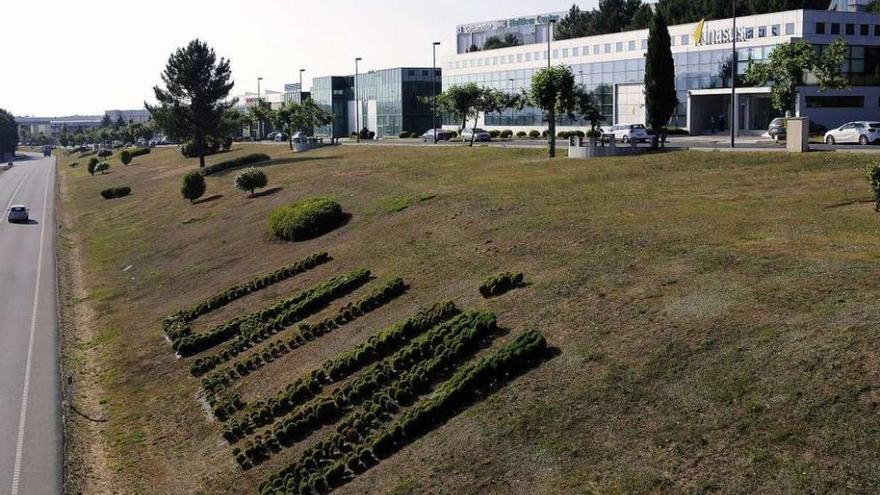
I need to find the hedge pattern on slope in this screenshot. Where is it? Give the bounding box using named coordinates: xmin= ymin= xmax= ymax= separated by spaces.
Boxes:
xmin=268 ymin=198 xmax=346 ymax=241
xmin=173 ymin=269 xmax=370 ymax=356
xmin=201 ymin=153 xmax=270 ymax=176
xmin=219 ymin=301 xmax=459 ymax=439
xmin=128 ymin=147 xmax=151 ymax=158
xmin=163 ymin=252 xmax=330 ymax=342
xmin=258 ymin=329 xmax=550 ymax=494
xmin=200 ymin=278 xmax=408 ymax=401
xmin=479 ymin=272 xmax=525 ymax=298
xmin=202 ymin=278 xmax=408 ymax=419
xmin=234 ymin=311 xmax=499 ymax=465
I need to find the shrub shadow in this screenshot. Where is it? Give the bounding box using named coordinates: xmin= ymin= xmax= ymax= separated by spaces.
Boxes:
xmin=195 ymin=194 xmax=223 ymax=204
xmin=250 ymin=187 xmax=283 ymax=198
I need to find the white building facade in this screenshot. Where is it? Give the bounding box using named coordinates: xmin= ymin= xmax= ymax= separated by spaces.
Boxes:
xmin=442 ymin=8 xmax=880 ymax=135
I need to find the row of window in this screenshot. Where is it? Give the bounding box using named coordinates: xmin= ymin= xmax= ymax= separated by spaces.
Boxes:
xmin=815 ymin=22 xmax=880 ymax=36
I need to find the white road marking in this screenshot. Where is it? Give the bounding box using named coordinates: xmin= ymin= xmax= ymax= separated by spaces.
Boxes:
xmin=3 ymin=170 xmax=32 ymax=213
xmin=9 ymin=162 xmax=51 ymax=495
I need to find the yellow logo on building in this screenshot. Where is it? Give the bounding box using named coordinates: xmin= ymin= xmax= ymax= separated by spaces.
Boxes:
xmin=693 ymin=19 xmax=705 ymax=45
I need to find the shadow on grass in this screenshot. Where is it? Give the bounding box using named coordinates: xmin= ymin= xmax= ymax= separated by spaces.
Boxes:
xmin=195 ymin=194 xmax=223 ymax=205
xmin=825 ymin=197 xmax=874 ymax=209
xmin=250 ymin=187 xmax=284 ymax=198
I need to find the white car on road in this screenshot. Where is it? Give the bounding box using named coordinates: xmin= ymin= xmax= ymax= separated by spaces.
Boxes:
xmin=605 ymin=123 xmax=649 ymax=143
xmin=824 ymin=121 xmax=880 ymax=145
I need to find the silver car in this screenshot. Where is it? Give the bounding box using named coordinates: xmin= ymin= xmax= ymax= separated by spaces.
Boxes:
xmin=824 ymin=121 xmax=880 ymax=145
xmin=461 ymin=128 xmax=491 ymax=142
xmin=8 ymin=205 xmax=29 ymax=223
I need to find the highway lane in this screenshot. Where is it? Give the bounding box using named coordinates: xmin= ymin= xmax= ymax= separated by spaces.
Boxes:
xmin=0 ymin=154 xmax=61 ymax=495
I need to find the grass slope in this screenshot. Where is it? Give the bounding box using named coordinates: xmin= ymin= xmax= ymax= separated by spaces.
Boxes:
xmin=58 ymin=144 xmax=880 ymax=494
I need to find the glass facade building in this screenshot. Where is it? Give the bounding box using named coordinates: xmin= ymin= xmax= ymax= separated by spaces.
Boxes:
xmin=442 ymin=9 xmax=880 ymax=135
xmin=311 ymin=67 xmax=441 ymax=138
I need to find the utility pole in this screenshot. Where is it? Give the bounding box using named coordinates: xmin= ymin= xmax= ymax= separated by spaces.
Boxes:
xmin=432 ymin=41 xmax=441 ymax=144
xmin=731 ymin=0 xmax=737 ymax=148
xmin=355 ymin=57 xmax=362 ymax=143
xmin=257 ymin=76 xmax=263 ymax=141
xmin=299 ymin=69 xmax=306 ymax=101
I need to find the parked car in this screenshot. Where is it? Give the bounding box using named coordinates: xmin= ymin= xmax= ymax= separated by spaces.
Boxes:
xmin=824 ymin=121 xmax=880 ymax=145
xmin=768 ymin=118 xmax=786 ymax=142
xmin=421 ymin=129 xmax=454 ymax=142
xmin=461 ymin=128 xmax=491 ymax=142
xmin=8 ymin=205 xmax=29 ymax=223
xmin=274 ymin=132 xmax=289 ymax=142
xmin=609 ymin=123 xmax=649 ymax=143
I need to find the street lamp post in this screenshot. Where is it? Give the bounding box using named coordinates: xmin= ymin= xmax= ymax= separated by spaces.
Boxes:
xmin=508 ymin=78 xmax=515 ymax=126
xmin=731 ymin=0 xmax=737 ymax=148
xmin=547 ymin=19 xmax=556 ymax=70
xmin=299 ymin=69 xmax=306 ymax=100
xmin=432 ymin=41 xmax=441 ymax=144
xmin=257 ymin=76 xmax=263 ymax=141
xmin=355 ymin=57 xmax=362 ymax=143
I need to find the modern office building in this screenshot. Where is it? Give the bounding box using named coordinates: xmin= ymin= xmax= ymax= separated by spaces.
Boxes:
xmin=104 ymin=109 xmax=151 ymax=124
xmin=456 ymin=11 xmax=565 ymax=54
xmin=311 ymin=67 xmax=441 ymax=138
xmin=282 ymin=83 xmax=310 ymax=105
xmin=442 ymin=7 xmax=880 ymax=135
xmin=15 ymin=115 xmax=103 ymax=138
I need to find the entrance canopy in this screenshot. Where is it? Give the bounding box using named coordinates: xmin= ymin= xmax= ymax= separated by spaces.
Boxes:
xmin=687 ymin=87 xmax=775 ymax=136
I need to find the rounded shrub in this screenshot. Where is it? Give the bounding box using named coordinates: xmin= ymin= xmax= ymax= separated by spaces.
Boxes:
xmin=87 ymin=157 xmax=99 ymax=175
xmin=234 ymin=167 xmax=268 ymax=194
xmin=97 ymin=149 xmax=112 ymax=159
xmin=516 ymin=131 xmax=527 ymax=138
xmin=489 ymin=130 xmax=501 ymax=139
xmin=120 ymin=150 xmax=132 ymax=165
xmin=94 ymin=161 xmax=110 ymax=174
xmin=398 ymin=131 xmax=411 ymax=139
xmin=528 ymin=130 xmax=540 ymax=138
xmin=500 ymin=129 xmax=513 ymax=138
xmin=181 ymin=170 xmax=206 ymax=203
xmin=268 ymin=198 xmax=345 ymax=241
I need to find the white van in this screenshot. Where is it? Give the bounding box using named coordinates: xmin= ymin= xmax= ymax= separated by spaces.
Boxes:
xmin=610 ymin=123 xmax=649 ymax=143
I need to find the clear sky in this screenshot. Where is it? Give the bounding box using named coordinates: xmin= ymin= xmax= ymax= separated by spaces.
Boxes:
xmin=1 ymin=0 xmax=588 ymax=117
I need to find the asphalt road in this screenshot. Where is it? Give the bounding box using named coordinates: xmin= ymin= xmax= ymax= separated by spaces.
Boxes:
xmin=0 ymin=154 xmax=61 ymax=495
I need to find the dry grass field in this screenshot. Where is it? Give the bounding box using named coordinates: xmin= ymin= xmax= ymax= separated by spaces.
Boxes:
xmin=57 ymin=143 xmax=880 ymax=494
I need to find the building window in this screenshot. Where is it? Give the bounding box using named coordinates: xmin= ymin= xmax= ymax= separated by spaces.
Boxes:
xmin=816 ymin=22 xmax=826 ymax=34
xmin=806 ymin=96 xmax=864 ymax=108
xmin=745 ymin=27 xmax=754 ymax=39
xmin=831 ymin=23 xmax=840 ymax=34
xmin=681 ymin=34 xmax=689 ymax=45
xmin=759 ymin=26 xmax=767 ymax=37
xmin=846 ymin=23 xmax=855 ymax=35
xmin=641 ymin=39 xmax=647 ymax=49
xmin=553 ymin=49 xmax=559 ymax=58
xmin=628 ymin=40 xmax=636 ymax=50
xmin=771 ymin=24 xmax=780 ymax=36
xmin=615 ymin=41 xmax=623 ymax=52
xmin=861 ymin=24 xmax=870 ymax=36
xmin=876 ymin=25 xmax=880 ymax=36
xmin=573 ymin=47 xmax=580 ymax=56
xmin=604 ymin=43 xmax=612 ymax=53
xmin=508 ymin=55 xmax=515 ymax=63
xmin=517 ymin=53 xmax=523 ymax=62
xmin=785 ymin=23 xmax=795 ymax=35
xmin=562 ymin=48 xmax=569 ymax=57
xmin=525 ymin=52 xmax=532 ymax=61
xmin=593 ymin=44 xmax=600 ymax=54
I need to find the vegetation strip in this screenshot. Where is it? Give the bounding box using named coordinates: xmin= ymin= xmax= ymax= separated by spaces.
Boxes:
xmin=163 ymin=252 xmax=330 ymax=342
xmin=234 ymin=311 xmax=499 ymax=465
xmin=219 ymin=301 xmax=459 ymax=438
xmin=199 ymin=278 xmax=408 ymax=401
xmin=479 ymin=272 xmax=525 ymax=298
xmin=258 ymin=329 xmax=551 ymax=494
xmin=175 ymin=268 xmax=370 ymax=356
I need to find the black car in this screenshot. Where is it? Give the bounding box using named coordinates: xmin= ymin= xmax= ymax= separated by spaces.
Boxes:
xmin=768 ymin=118 xmax=828 ymax=142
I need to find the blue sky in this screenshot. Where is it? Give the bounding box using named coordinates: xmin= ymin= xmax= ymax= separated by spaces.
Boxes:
xmin=1 ymin=0 xmax=590 ymax=116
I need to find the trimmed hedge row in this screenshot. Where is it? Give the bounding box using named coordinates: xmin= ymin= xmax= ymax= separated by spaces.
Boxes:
xmin=234 ymin=311 xmax=498 ymax=464
xmin=100 ymin=187 xmax=131 ymax=199
xmin=163 ymin=252 xmax=330 ymax=342
xmin=220 ymin=301 xmax=459 ymax=441
xmin=200 ymin=277 xmax=409 ymax=399
xmin=129 ymin=147 xmax=151 ymax=158
xmin=175 ymin=269 xmax=369 ymax=356
xmin=258 ymin=329 xmax=550 ymax=494
xmin=268 ymin=198 xmax=346 ymax=242
xmin=201 ymin=153 xmax=270 ymax=176
xmin=479 ymin=272 xmax=525 ymax=298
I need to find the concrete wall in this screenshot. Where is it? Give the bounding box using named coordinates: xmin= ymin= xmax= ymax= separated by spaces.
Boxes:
xmin=796 ymin=86 xmax=880 ymax=130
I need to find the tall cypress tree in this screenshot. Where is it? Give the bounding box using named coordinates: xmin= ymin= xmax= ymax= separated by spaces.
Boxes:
xmin=644 ymin=11 xmax=678 ymax=148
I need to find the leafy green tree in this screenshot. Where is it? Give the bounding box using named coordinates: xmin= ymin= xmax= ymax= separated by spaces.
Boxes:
xmin=271 ymin=100 xmax=331 ymax=150
xmin=234 ymin=167 xmax=268 ymax=195
xmin=120 ymin=150 xmax=132 ymax=165
xmin=181 ymin=170 xmax=206 ymax=203
xmin=0 ymin=108 xmax=18 ymax=158
xmin=435 ymin=83 xmax=484 ymax=139
xmin=528 ymin=65 xmax=577 ymax=158
xmin=574 ymin=87 xmax=605 ymax=134
xmin=100 ymin=114 xmax=112 ymax=128
xmin=147 ymin=39 xmax=236 ymax=168
xmin=744 ymin=38 xmax=849 ymax=114
xmin=644 ymin=11 xmax=678 ymax=148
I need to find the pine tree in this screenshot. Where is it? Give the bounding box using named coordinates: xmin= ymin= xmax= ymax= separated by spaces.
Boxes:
xmin=644 ymin=11 xmax=678 ymax=148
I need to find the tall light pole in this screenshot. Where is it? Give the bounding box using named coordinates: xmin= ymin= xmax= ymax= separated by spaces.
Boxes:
xmin=257 ymin=76 xmax=263 ymax=141
xmin=731 ymin=0 xmax=737 ymax=148
xmin=508 ymin=78 xmax=515 ymax=125
xmin=299 ymin=69 xmax=306 ymax=99
xmin=355 ymin=57 xmax=362 ymax=143
xmin=547 ymin=19 xmax=556 ymax=70
xmin=432 ymin=41 xmax=441 ymax=143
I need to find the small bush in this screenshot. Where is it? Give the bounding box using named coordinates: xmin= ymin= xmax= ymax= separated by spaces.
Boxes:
xmin=234 ymin=167 xmax=268 ymax=194
xmin=867 ymin=162 xmax=880 ymax=212
xmin=572 ymin=130 xmax=585 ymax=138
xmin=129 ymin=147 xmax=151 ymax=158
xmin=528 ymin=130 xmax=540 ymax=138
xmin=398 ymin=131 xmax=411 ymax=139
xmin=100 ymin=187 xmax=131 ymax=199
xmin=541 ymin=130 xmax=550 ymax=138
xmin=268 ymin=198 xmax=345 ymax=241
xmin=500 ymin=129 xmax=513 ymax=138
xmin=94 ymin=161 xmax=110 ymax=174
xmin=516 ymin=131 xmax=527 ymax=138
xmin=489 ymin=130 xmax=501 ymax=138
xmin=181 ymin=140 xmax=221 ymax=158
xmin=479 ymin=272 xmax=525 ymax=298
xmin=557 ymin=131 xmax=569 ymax=139
xmin=120 ymin=150 xmax=132 ymax=165
xmin=87 ymin=157 xmax=99 ymax=175
xmin=68 ymin=161 xmax=78 ymax=168
xmin=97 ymin=149 xmax=112 ymax=159
xmin=181 ymin=170 xmax=206 ymax=203
xmin=202 ymin=153 xmax=270 ymax=176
